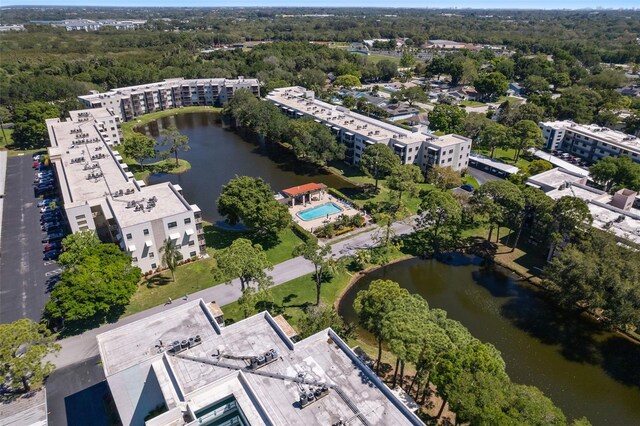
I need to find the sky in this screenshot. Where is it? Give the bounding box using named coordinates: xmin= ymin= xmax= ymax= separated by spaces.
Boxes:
xmin=4 ymin=1 xmax=640 ymax=9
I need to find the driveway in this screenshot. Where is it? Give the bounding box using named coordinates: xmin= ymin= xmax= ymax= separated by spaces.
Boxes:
xmin=0 ymin=155 xmax=61 ymax=323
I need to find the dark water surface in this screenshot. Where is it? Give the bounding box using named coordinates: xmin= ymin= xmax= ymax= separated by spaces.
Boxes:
xmin=140 ymin=112 xmax=355 ymax=223
xmin=338 ymin=256 xmax=640 ymax=425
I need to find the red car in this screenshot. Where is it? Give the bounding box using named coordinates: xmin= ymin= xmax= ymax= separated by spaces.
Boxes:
xmin=43 ymin=243 xmax=61 ymax=252
xmin=33 ymin=161 xmax=41 ymax=168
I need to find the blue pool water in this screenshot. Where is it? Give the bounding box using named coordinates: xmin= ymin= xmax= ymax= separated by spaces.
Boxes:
xmin=297 ymin=202 xmax=343 ymax=221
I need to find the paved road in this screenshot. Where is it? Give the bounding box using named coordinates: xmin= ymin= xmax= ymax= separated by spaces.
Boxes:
xmin=0 ymin=155 xmax=60 ymax=323
xmin=49 ymin=216 xmax=416 ymax=371
xmin=468 ymin=166 xmax=501 ymax=186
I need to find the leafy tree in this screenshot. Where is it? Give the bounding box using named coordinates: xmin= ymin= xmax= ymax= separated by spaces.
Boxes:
xmin=298 ymin=68 xmax=326 ymax=89
xmin=12 ymin=101 xmax=60 ymax=149
xmin=495 ymin=58 xmax=515 ymax=80
xmin=507 ymin=384 xmax=567 ymax=426
xmin=298 ymin=304 xmax=354 ymax=339
xmin=159 ymin=238 xmax=182 ymax=282
xmin=0 ymin=319 xmax=60 ymax=393
xmin=415 ymin=189 xmax=463 ymax=255
xmin=57 ymin=230 xmax=101 ymax=268
xmin=381 ymin=294 xmax=431 ymax=388
xmin=376 ymin=59 xmax=398 ymax=81
xmin=217 ymin=176 xmax=291 ymax=236
xmin=396 ymin=86 xmax=428 ymax=106
xmin=623 ymin=112 xmax=640 ymax=135
xmin=122 ymin=132 xmax=157 ymax=170
xmin=353 ymin=279 xmax=409 ymax=374
xmin=510 ymin=119 xmax=544 ymax=161
xmin=386 ymin=164 xmax=424 ymax=209
xmin=580 ymin=69 xmax=627 ymax=90
xmin=590 ymin=156 xmax=640 ymax=192
xmin=476 ymin=121 xmax=511 ymax=158
xmin=287 ymin=119 xmax=345 ymax=166
xmin=510 ymin=186 xmax=555 ymax=252
xmin=425 ymin=165 xmax=463 ymax=190
xmin=429 ymin=104 xmax=467 ymax=134
xmin=359 ymin=143 xmax=401 ymax=191
xmin=548 ymin=196 xmax=592 ymax=260
xmin=334 ymin=74 xmax=361 ymax=89
xmin=44 ymin=244 xmax=141 ymax=326
xmin=215 ymin=238 xmax=273 ymax=291
xmin=159 ymin=126 xmax=189 ymax=167
xmin=471 ymin=180 xmax=524 ymax=242
xmin=474 ymin=72 xmax=508 ymax=101
xmin=462 ymin=112 xmax=492 ymax=140
xmin=400 ymin=51 xmax=416 ymax=68
xmin=545 ymin=231 xmax=640 ymax=332
xmin=236 ymin=287 xmax=260 ymax=319
xmin=523 ymin=75 xmax=550 ymax=95
xmin=293 ymin=240 xmax=339 ymax=306
xmin=341 ymin=94 xmax=356 ymax=109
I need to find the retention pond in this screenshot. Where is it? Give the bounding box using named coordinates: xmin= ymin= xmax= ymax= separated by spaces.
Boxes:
xmin=139 ymin=112 xmax=355 ymax=223
xmin=338 ymin=256 xmax=640 ymax=425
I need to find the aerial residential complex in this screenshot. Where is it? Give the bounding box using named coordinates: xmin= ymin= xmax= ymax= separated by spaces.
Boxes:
xmin=46 ymin=108 xmax=206 ymax=273
xmin=79 ymin=78 xmax=261 ymax=121
xmin=527 ymin=168 xmax=640 ymax=247
xmin=539 ymin=120 xmax=640 ymax=165
xmin=267 ymin=86 xmax=472 ymax=171
xmin=97 ymin=299 xmax=424 ymax=426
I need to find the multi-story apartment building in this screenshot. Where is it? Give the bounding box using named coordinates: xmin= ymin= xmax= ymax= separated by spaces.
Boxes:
xmin=46 ymin=108 xmax=206 ymax=273
xmin=539 ymin=120 xmax=640 ymax=165
xmin=97 ymin=300 xmax=425 ymax=426
xmin=79 ymin=78 xmax=260 ymax=122
xmin=267 ymin=86 xmax=471 ymax=172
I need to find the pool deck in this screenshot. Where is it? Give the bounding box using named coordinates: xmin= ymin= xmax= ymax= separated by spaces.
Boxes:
xmin=290 ymin=195 xmax=360 ymax=232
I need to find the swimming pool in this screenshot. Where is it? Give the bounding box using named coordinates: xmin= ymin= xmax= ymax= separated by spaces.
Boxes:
xmin=297 ymin=202 xmax=343 ymax=221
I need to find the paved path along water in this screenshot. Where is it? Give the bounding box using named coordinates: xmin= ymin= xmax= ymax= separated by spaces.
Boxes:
xmin=49 ymin=218 xmax=415 ymax=369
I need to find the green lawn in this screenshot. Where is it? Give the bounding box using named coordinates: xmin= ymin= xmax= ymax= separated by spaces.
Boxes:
xmin=460 ymin=100 xmax=486 ymax=107
xmin=0 ymin=128 xmax=13 ymax=149
xmin=121 ymin=106 xmax=222 ymax=140
xmin=363 ymin=53 xmax=401 ymax=64
xmin=125 ymin=225 xmax=304 ymax=315
xmin=473 ymin=147 xmax=533 ymax=170
xmin=462 ymin=174 xmax=480 ymax=188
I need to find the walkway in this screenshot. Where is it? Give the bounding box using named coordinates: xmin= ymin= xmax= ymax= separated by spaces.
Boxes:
xmin=49 ymin=217 xmax=416 ymax=369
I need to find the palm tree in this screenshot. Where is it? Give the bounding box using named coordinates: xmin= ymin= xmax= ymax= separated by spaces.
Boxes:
xmin=159 ymin=238 xmax=182 ymax=282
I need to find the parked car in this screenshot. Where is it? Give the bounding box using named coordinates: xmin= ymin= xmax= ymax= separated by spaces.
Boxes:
xmin=38 ymin=198 xmax=58 ymax=208
xmin=34 ymin=164 xmax=50 ymax=171
xmin=40 ymin=205 xmax=59 ymax=213
xmin=32 ymin=151 xmax=47 ymax=160
xmin=43 ymin=250 xmax=60 ymax=261
xmin=43 ymin=242 xmax=62 ymax=252
xmin=41 ymin=213 xmax=62 ymax=222
xmin=33 ymin=161 xmax=41 ymax=168
xmin=460 ymin=184 xmax=475 ymax=192
xmin=42 ymin=233 xmax=64 ymax=243
xmin=42 ymin=222 xmax=62 ymax=230
xmin=36 ymin=186 xmax=55 ymax=195
xmin=35 ymin=179 xmax=54 ymax=186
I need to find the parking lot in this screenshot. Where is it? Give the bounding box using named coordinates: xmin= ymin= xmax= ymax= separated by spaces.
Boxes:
xmin=0 ymin=154 xmax=65 ymax=323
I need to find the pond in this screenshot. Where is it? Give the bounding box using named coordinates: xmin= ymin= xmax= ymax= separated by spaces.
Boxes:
xmin=338 ymin=256 xmax=640 ymax=425
xmin=139 ymin=112 xmax=356 ymax=223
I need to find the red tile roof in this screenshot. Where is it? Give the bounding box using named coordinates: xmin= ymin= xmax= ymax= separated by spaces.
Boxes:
xmin=282 ymin=183 xmax=327 ymax=197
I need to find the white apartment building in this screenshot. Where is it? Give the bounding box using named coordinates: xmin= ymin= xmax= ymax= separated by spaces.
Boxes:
xmin=527 ymin=167 xmax=640 ymax=248
xmin=267 ymin=86 xmax=471 ymax=172
xmin=97 ymin=300 xmax=424 ymax=426
xmin=539 ymin=120 xmax=640 ymax=165
xmin=46 ymin=108 xmax=206 ymax=273
xmin=79 ymin=78 xmax=260 ymax=122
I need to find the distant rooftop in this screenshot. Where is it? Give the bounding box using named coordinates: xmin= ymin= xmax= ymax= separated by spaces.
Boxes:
xmin=97 ymin=300 xmax=423 ymax=426
xmin=540 ymin=120 xmax=640 ymax=154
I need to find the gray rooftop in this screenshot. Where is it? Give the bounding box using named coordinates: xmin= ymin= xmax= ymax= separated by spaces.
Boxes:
xmin=97 ymin=300 xmax=423 ymax=426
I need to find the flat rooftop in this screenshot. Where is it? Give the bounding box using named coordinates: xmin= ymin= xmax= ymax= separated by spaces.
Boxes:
xmin=469 ymin=152 xmax=520 ymax=173
xmin=526 ymin=167 xmax=585 ymax=189
xmin=79 ymin=78 xmax=260 ymax=103
xmin=46 ymin=116 xmax=138 ymax=209
xmin=97 ymin=300 xmax=422 ymax=426
xmin=106 ymin=182 xmax=192 ymax=228
xmin=431 ymin=133 xmax=470 ymax=147
xmin=267 ymin=86 xmax=427 ymax=146
xmin=541 ymin=120 xmax=640 ymax=153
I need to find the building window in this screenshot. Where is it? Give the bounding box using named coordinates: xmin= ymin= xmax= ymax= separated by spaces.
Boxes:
xmin=132 ymin=257 xmax=138 ymax=262
xmin=149 ymin=252 xmax=155 ymax=258
xmin=176 ymin=244 xmax=182 ymax=249
xmin=143 ymin=229 xmax=149 ymax=235
xmin=151 ymin=263 xmax=157 ymax=269
xmin=75 ymin=214 xmax=86 ymax=220
xmin=80 ymin=226 xmax=89 ymax=231
xmin=126 ymin=233 xmax=132 ymax=240
xmin=449 ymin=149 xmax=453 ymax=154
xmin=77 ymin=220 xmax=87 ymax=226
xmin=448 ymin=158 xmax=452 ymax=162
xmin=189 ymin=240 xmax=195 ymax=246
xmin=168 ymin=221 xmax=177 ymax=229
xmin=184 ymin=218 xmax=191 ymax=224
xmin=190 ymin=251 xmax=197 ymax=257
